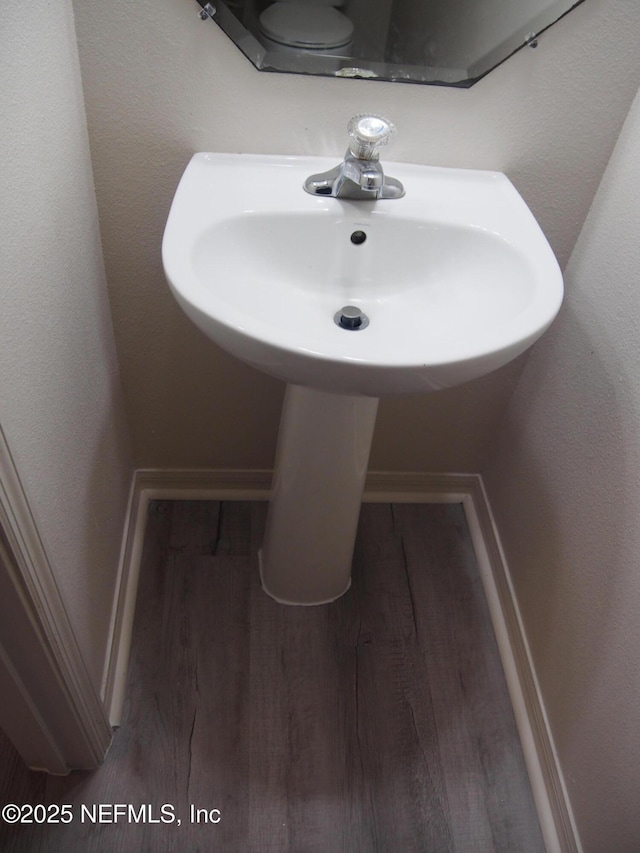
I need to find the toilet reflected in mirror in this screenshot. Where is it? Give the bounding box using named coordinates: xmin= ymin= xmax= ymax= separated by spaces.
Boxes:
xmin=258 ymin=0 xmax=353 ymax=55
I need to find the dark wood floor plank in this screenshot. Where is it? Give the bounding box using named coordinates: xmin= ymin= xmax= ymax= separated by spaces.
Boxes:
xmin=167 ymin=499 xmax=221 ymax=556
xmin=0 ymin=500 xmax=545 ymax=853
xmin=392 ymin=502 xmax=498 ymax=851
xmin=350 ymin=504 xmax=454 ymax=852
xmin=391 ymin=503 xmax=544 ymax=852
xmin=212 ymin=500 xmax=252 ymax=556
xmin=246 ymin=561 xmax=359 ymax=852
xmin=176 ymin=553 xmax=252 ymax=851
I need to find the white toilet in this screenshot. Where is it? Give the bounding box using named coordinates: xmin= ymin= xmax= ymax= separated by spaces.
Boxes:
xmin=258 ymin=0 xmax=354 ymax=54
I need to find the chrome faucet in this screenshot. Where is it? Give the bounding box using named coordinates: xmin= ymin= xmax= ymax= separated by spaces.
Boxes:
xmin=304 ymin=115 xmax=405 ymax=200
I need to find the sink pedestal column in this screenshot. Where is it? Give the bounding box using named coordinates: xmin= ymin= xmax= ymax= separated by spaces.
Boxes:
xmin=259 ymin=383 xmax=379 ymax=605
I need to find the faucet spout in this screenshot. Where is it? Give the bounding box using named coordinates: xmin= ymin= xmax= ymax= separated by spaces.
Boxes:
xmin=332 ymin=152 xmax=384 ymax=198
xmin=359 ymin=166 xmax=384 ymax=191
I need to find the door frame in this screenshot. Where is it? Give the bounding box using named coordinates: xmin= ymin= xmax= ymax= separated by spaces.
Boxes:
xmin=0 ymin=425 xmax=112 ymax=774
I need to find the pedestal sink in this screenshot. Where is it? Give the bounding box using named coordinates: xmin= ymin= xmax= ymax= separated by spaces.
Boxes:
xmin=162 ymin=152 xmax=563 ymax=604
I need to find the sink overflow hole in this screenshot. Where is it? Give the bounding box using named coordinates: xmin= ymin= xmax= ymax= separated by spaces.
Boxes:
xmin=335 ymin=305 xmax=369 ymax=331
xmin=350 ymin=230 xmax=367 ymax=245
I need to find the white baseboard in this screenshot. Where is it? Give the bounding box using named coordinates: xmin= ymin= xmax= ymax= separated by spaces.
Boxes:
xmin=462 ymin=477 xmax=580 ymax=853
xmin=104 ymin=468 xmax=578 ymax=852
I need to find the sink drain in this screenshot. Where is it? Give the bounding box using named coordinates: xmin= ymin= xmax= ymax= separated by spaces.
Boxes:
xmin=334 ymin=305 xmax=369 ymax=331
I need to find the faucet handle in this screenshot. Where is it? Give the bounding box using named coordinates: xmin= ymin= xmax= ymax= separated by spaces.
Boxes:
xmin=347 ymin=115 xmax=397 ymax=160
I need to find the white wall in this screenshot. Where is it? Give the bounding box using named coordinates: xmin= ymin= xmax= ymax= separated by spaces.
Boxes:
xmin=482 ymin=87 xmax=640 ymax=851
xmin=71 ymin=0 xmax=640 ymax=475
xmin=0 ymin=1 xmax=133 ymax=691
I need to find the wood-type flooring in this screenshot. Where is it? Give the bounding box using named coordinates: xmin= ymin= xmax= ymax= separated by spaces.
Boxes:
xmin=0 ymin=500 xmax=545 ymax=852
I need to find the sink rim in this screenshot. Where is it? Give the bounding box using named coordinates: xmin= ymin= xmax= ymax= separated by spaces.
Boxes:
xmin=162 ymin=152 xmax=563 ymax=395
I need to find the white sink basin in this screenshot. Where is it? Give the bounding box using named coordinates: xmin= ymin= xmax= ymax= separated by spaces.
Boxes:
xmin=162 ymin=153 xmax=563 ymax=396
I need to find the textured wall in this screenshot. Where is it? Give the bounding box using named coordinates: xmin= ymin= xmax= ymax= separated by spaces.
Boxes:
xmin=482 ymin=88 xmax=640 ymax=851
xmin=71 ymin=0 xmax=640 ymax=474
xmin=0 ymin=0 xmax=133 ymax=691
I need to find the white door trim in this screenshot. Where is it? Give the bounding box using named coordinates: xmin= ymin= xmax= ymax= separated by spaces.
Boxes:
xmin=0 ymin=426 xmax=112 ymax=773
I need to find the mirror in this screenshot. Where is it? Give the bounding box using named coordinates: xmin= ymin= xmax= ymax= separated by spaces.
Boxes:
xmin=195 ymin=0 xmax=585 ymax=86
